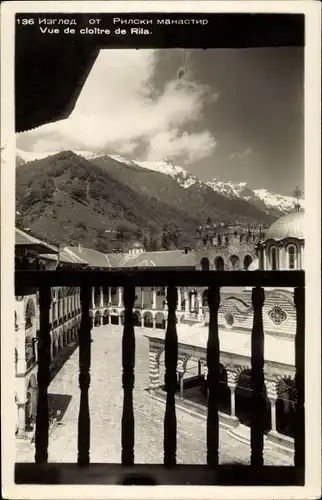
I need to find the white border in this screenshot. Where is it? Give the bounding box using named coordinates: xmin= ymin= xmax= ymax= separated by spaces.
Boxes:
xmin=1 ymin=2 xmax=321 ymax=499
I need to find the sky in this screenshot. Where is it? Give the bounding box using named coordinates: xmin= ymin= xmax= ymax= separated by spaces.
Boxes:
xmin=16 ymin=48 xmax=304 ymax=197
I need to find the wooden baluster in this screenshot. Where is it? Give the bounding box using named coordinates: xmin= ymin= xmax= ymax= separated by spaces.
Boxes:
xmin=294 ymin=286 xmax=305 ymax=470
xmin=163 ymin=286 xmax=178 ymax=466
xmin=35 ymin=286 xmax=51 ymax=463
xmin=206 ymin=285 xmax=220 ymax=467
xmin=250 ymin=286 xmax=265 ymax=466
xmin=77 ymin=286 xmax=92 ymax=465
xmin=121 ymin=285 xmax=136 ymax=465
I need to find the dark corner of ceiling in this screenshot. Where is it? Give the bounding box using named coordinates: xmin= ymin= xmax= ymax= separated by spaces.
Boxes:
xmin=15 ymin=32 xmax=99 ymax=133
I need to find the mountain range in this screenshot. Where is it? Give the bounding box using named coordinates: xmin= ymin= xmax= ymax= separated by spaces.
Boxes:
xmin=15 ymin=149 xmax=303 ymax=252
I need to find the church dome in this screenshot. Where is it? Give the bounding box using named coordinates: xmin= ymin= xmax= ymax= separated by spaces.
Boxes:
xmin=265 ymin=211 xmax=304 ymax=241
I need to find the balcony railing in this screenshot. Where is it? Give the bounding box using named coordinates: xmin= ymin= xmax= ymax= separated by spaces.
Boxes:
xmin=15 ymin=269 xmax=305 ymax=486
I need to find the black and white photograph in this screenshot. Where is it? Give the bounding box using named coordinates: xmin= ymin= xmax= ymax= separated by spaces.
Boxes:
xmin=1 ymin=1 xmax=321 ymax=499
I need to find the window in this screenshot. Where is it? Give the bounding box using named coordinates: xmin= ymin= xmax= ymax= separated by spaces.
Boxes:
xmin=225 ymin=313 xmax=234 ymax=328
xmin=270 ymin=247 xmax=277 ymax=270
xmin=243 ymin=255 xmax=253 ymax=270
xmin=200 ymin=257 xmax=210 ymax=271
xmin=230 ymin=255 xmax=240 ymax=269
xmin=287 ymin=245 xmax=297 ymax=270
xmin=215 ymin=256 xmax=224 ymax=270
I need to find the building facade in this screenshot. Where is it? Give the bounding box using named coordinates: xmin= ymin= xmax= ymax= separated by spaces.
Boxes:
xmin=14 ymin=210 xmax=304 ymax=447
xmin=195 ymin=221 xmax=267 ymax=271
xmin=14 ymin=229 xmax=85 ymax=438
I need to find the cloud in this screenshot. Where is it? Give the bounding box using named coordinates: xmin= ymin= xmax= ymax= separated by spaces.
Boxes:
xmin=229 ymin=148 xmax=252 ymax=160
xmin=16 ymin=49 xmax=217 ymax=163
xmin=146 ymin=130 xmax=215 ymax=163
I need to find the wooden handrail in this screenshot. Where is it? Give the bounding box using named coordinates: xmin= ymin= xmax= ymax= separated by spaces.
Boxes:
xmin=15 ymin=270 xmax=304 ymax=289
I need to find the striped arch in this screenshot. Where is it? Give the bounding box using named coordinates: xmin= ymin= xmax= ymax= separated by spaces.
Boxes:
xmin=234 ymin=364 xmax=252 ymax=380
xmin=179 ymin=353 xmax=193 ymax=373
xmin=265 ymin=289 xmax=296 ymax=307
xmin=155 ymin=347 xmax=165 ymax=365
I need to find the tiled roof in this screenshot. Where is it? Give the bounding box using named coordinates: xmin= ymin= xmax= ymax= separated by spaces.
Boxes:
xmin=39 ymin=249 xmax=88 ymax=265
xmin=62 ymin=248 xmax=88 ymax=265
xmin=64 ymin=248 xmax=196 ymax=269
xmin=107 ymin=250 xmax=197 ymax=269
xmin=107 ymin=253 xmax=135 ymax=268
xmin=66 ymin=247 xmax=111 ymax=268
xmin=15 ymin=228 xmax=58 ymax=253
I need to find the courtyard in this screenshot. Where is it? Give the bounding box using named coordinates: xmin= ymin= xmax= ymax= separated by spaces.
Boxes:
xmin=16 ymin=324 xmax=292 ymax=466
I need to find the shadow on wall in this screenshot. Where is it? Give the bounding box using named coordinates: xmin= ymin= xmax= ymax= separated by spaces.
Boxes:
xmin=50 ymin=341 xmax=79 ymax=383
xmin=47 ymin=393 xmax=72 ymax=423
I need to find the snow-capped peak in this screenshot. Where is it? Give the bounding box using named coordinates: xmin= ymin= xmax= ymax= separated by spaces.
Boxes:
xmin=135 ymin=159 xmax=199 ymax=188
xmin=16 ymin=148 xmax=304 ymax=216
xmin=74 ymin=150 xmax=103 ymax=160
xmin=206 ymin=177 xmax=249 ymax=198
xmin=206 ymin=177 xmax=304 ymax=214
xmin=254 ymin=189 xmax=305 ymax=212
xmin=109 ymin=155 xmax=139 ymax=168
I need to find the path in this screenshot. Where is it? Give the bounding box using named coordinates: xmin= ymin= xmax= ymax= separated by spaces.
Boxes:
xmin=16 ymin=325 xmax=292 ymax=466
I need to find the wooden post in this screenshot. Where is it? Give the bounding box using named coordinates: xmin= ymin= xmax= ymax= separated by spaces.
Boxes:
xmin=250 ymin=286 xmax=265 ymax=466
xmin=77 ymin=285 xmax=91 ymax=465
xmin=294 ymin=286 xmax=305 ymax=471
xmin=121 ymin=285 xmax=136 ymax=465
xmin=206 ymin=285 xmax=220 ymax=467
xmin=163 ymin=286 xmax=178 ymax=466
xmin=35 ymin=286 xmax=51 ymax=463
